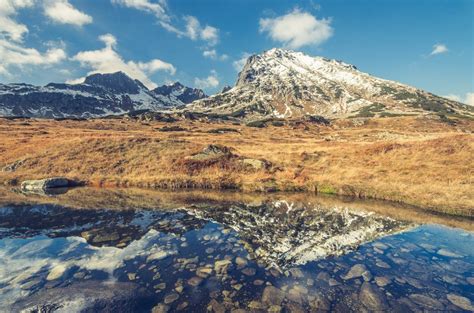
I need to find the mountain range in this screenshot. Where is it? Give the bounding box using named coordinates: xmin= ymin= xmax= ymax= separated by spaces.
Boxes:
xmin=0 ymin=49 xmax=471 ymax=120
xmin=0 ymin=72 xmax=206 ymax=118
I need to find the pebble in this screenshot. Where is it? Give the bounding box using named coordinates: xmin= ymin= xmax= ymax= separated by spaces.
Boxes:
xmin=208 ymin=299 xmax=226 ymax=313
xmin=288 ymin=267 xmax=304 ymax=278
xmin=248 ymin=301 xmax=265 ymax=309
xmin=262 ymin=286 xmax=285 ymax=306
xmin=241 ymin=267 xmax=256 ymax=276
xmin=214 ymin=259 xmax=232 ymax=275
xmin=375 ymin=260 xmax=391 ymax=269
xmin=329 ymin=279 xmax=340 ymax=286
xmin=196 ymin=267 xmax=213 ymax=278
xmin=447 ymin=294 xmax=474 ymax=311
xmin=177 ymin=302 xmax=188 ymax=310
xmin=343 ymin=264 xmax=370 ymax=280
xmin=374 ymin=276 xmax=391 ymax=287
xmin=409 ymin=294 xmax=444 ymax=310
xmin=268 ymin=305 xmax=282 ymax=313
xmin=235 ymin=256 xmax=248 ymax=267
xmin=164 ymin=293 xmax=179 ymax=304
xmin=187 ymin=276 xmax=203 ymax=287
xmin=232 ymin=283 xmax=243 ymax=290
xmin=359 ymin=282 xmax=388 ymax=310
xmin=151 ymin=304 xmax=169 ymax=313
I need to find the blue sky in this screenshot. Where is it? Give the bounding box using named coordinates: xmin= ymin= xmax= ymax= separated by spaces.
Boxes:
xmin=0 ymin=0 xmax=472 ymax=103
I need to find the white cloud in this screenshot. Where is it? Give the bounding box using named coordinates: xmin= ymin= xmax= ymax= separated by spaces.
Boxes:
xmin=65 ymin=77 xmax=85 ymax=84
xmin=137 ymin=59 xmax=176 ymax=75
xmin=112 ymin=0 xmax=219 ymax=45
xmin=71 ymin=33 xmax=175 ymax=89
xmin=175 ymin=15 xmax=219 ymax=45
xmin=430 ymin=43 xmax=448 ymax=56
xmin=98 ymin=33 xmax=117 ymax=48
xmin=203 ymin=49 xmax=228 ymax=61
xmin=111 ymin=0 xmax=169 ymax=21
xmin=443 ymin=92 xmax=474 ymax=106
xmin=195 ymin=70 xmax=219 ymax=89
xmin=0 ymin=1 xmax=67 ymax=77
xmin=259 ymin=9 xmax=333 ymax=49
xmin=200 ymin=25 xmax=219 ymax=45
xmin=0 ymin=0 xmax=35 ymax=42
xmin=43 ymin=0 xmax=93 ymax=26
xmin=233 ymin=52 xmax=251 ymax=71
xmin=0 ymin=38 xmax=66 ymax=76
xmin=203 ymin=49 xmax=217 ymax=59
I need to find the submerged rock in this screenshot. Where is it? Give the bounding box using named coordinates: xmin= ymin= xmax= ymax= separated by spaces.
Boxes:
xmin=374 ymin=276 xmax=391 ymax=287
xmin=241 ymin=267 xmax=256 ymax=276
xmin=343 ymin=264 xmax=371 ymax=280
xmin=196 ymin=267 xmax=213 ymax=278
xmin=262 ymin=286 xmax=285 ymax=306
xmin=187 ymin=276 xmax=203 ymax=287
xmin=163 ymin=293 xmax=179 ymax=304
xmin=288 ymin=267 xmax=304 ymax=278
xmin=208 ymin=299 xmax=225 ymax=313
xmin=152 ymin=303 xmax=170 ymax=313
xmin=359 ymin=282 xmax=388 ymax=310
xmin=409 ymin=294 xmax=444 ymax=310
xmin=214 ymin=259 xmax=232 ymax=275
xmin=447 ymin=294 xmax=473 ymax=311
xmin=235 ymin=256 xmax=248 ymax=267
xmin=309 ymin=293 xmax=331 ymax=311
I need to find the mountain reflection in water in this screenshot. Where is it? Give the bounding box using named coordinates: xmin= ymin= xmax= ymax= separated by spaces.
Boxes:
xmin=0 ymin=187 xmax=472 ymax=312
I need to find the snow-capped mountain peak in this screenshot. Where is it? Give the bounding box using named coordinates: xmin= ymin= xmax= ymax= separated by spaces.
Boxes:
xmin=188 ymin=49 xmax=472 ymax=120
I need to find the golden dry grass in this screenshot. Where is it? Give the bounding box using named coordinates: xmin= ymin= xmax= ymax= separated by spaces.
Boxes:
xmin=0 ymin=115 xmax=473 ymax=216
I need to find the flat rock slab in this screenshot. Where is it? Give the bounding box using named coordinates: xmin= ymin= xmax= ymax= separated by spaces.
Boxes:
xmin=21 ymin=177 xmax=80 ymax=191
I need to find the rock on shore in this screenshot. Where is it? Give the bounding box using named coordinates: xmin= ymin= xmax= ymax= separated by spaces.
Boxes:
xmin=20 ymin=177 xmax=81 ymax=191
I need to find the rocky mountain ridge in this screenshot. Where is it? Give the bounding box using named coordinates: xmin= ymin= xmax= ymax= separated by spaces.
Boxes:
xmin=188 ymin=48 xmax=472 ymax=120
xmin=0 ymin=72 xmax=206 ymax=118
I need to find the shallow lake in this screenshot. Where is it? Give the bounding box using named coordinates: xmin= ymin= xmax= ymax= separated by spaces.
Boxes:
xmin=0 ymin=187 xmax=473 ymax=312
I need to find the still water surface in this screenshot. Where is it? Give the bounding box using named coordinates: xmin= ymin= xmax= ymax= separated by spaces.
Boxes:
xmin=0 ymin=188 xmax=472 ymax=312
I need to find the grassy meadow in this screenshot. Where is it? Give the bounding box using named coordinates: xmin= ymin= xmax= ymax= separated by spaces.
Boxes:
xmin=0 ymin=115 xmax=472 ymax=216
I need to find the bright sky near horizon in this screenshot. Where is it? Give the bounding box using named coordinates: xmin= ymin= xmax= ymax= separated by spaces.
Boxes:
xmin=0 ymin=0 xmax=472 ymax=104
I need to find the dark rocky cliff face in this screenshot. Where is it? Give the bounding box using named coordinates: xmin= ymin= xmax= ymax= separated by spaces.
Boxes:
xmin=83 ymin=72 xmax=146 ymax=94
xmin=152 ymin=82 xmax=206 ymax=104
